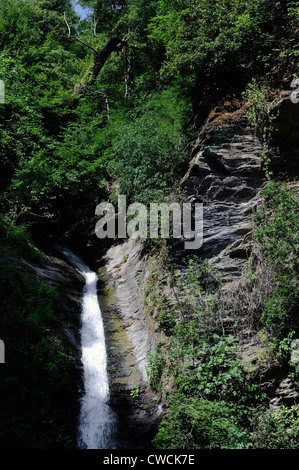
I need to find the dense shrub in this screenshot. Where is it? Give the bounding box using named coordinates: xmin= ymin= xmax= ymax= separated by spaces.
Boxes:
xmin=253 ymin=182 xmax=299 ymax=337
xmin=153 ymin=395 xmax=249 ymax=449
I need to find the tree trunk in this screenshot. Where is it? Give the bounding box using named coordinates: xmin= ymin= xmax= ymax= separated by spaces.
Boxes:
xmin=75 ymin=37 xmax=127 ymax=94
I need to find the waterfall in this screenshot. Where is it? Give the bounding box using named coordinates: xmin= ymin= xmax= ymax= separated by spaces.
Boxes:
xmin=55 ymin=245 xmax=117 ymax=449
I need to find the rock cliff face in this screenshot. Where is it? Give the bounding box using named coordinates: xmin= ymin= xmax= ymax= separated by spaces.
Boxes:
xmin=96 ymin=112 xmax=266 ymax=446
xmin=96 ymin=90 xmax=299 ymax=441
xmin=180 ymin=111 xmax=264 ymax=278
xmin=178 ymin=91 xmax=299 ymax=405
xmin=99 ymin=238 xmax=163 ymax=449
xmin=20 ymin=252 xmax=85 ymax=445
xmin=102 ymin=238 xmax=159 ymax=383
xmin=22 ymin=253 xmax=84 ymax=361
xmin=55 ymin=90 xmax=298 ymax=448
xmin=177 ymin=90 xmax=299 ymax=278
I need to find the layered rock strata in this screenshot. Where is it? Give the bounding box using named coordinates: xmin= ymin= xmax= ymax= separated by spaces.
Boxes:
xmin=180 ymin=114 xmax=264 ymax=277
xmin=99 ymin=238 xmax=163 ymax=449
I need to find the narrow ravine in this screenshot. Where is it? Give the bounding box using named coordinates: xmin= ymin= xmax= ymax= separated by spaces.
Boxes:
xmin=55 ymin=245 xmax=117 ymax=449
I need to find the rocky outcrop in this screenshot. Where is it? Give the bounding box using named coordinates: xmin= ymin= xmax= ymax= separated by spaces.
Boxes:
xmin=20 ymin=252 xmax=85 ymax=446
xmin=99 ymin=237 xmax=164 ymax=449
xmin=21 ymin=254 xmax=84 ymax=360
xmin=179 ymin=90 xmax=299 ymax=279
xmin=101 ymin=238 xmax=159 ymax=383
xmin=176 ymin=92 xmax=299 ymax=409
xmin=180 ymin=113 xmax=265 ymax=278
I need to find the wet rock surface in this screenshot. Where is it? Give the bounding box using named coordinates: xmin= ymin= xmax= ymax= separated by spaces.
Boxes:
xmin=21 ymin=253 xmax=84 ymax=360
xmin=20 ymin=252 xmax=85 ymax=446
xmin=99 ymin=238 xmax=163 ymax=449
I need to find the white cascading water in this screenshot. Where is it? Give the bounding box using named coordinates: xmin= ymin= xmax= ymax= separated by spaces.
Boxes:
xmin=55 ymin=245 xmax=117 ymax=449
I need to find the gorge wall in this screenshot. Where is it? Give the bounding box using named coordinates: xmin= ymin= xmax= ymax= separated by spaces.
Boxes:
xmin=30 ymin=89 xmax=298 ymax=448
xmin=98 ymin=238 xmax=164 ymax=448
xmin=17 ymin=250 xmax=85 ymax=447
xmin=95 ymin=89 xmax=299 ymax=444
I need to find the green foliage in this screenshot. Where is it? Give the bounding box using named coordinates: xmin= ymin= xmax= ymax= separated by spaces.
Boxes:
xmin=148 ymin=0 xmax=294 ymax=86
xmin=173 ymin=335 xmax=243 ymax=399
xmin=146 ymin=343 xmax=165 ymax=392
xmin=243 ymin=79 xmax=272 ymax=132
xmin=0 ymin=215 xmax=35 ymax=254
xmin=8 ymin=103 xmax=108 ymax=218
xmin=0 ymin=0 xmax=95 ymax=218
xmin=157 ymin=298 xmax=177 ymax=336
xmin=253 ymin=182 xmax=299 ymax=336
xmin=130 ymin=387 xmax=140 ymax=398
xmin=105 ymin=89 xmax=190 ymax=205
xmin=148 ymin=257 xmax=268 ymax=449
xmin=242 ymin=79 xmax=280 ymax=179
xmin=262 ymin=281 xmax=298 ymax=334
xmin=153 ymin=394 xmax=249 ymax=449
xmin=251 ymin=406 xmax=299 ymax=449
xmin=254 ymin=182 xmax=299 ymax=274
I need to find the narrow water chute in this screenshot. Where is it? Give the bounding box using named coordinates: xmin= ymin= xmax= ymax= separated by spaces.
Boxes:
xmin=55 ymin=245 xmax=116 ymax=449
